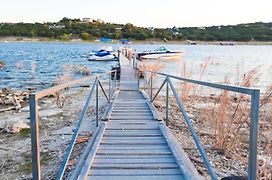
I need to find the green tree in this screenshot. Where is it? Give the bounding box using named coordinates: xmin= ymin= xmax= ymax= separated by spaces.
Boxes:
xmin=59 ymin=33 xmax=70 ymax=41
xmin=81 ymin=32 xmax=90 ymax=40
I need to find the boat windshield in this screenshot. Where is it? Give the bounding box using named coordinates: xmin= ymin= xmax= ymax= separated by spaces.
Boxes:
xmin=154 ymin=46 xmax=169 ymax=52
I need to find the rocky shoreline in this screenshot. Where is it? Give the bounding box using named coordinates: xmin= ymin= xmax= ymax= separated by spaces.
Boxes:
xmin=0 ymin=87 xmax=271 ymax=179
xmin=0 ymin=87 xmax=108 ymax=179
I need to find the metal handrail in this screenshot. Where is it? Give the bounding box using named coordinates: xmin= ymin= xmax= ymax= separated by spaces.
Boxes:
xmin=29 ymin=70 xmax=117 ymax=180
xmin=142 ymin=70 xmax=260 ymax=180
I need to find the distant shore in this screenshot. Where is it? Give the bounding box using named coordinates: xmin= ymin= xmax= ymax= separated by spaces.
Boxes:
xmin=1 ymin=36 xmax=272 ymax=45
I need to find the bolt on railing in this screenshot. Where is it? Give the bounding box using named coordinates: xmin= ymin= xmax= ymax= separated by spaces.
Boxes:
xmin=29 ymin=70 xmax=117 ymax=180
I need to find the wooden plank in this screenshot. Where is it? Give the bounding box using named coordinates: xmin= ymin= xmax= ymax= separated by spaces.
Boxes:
xmin=94 ymin=155 xmax=174 ymax=159
xmin=105 ymin=125 xmax=159 ymax=130
xmin=105 ymin=127 xmax=159 ymax=130
xmin=101 ymin=139 xmax=166 ymax=144
xmin=104 ymin=129 xmax=161 ymax=133
xmin=91 ymin=163 xmax=178 ymax=169
xmin=111 ymin=112 xmax=152 ymax=115
xmin=93 ymin=157 xmax=176 ymax=164
xmin=88 ymin=169 xmax=182 ymax=176
xmin=99 ymin=145 xmax=169 ymax=150
xmin=159 ymin=124 xmax=202 ymax=179
xmin=78 ymin=124 xmax=106 ymax=179
xmin=70 ymin=124 xmax=103 ymax=179
xmin=110 ymin=116 xmax=154 ymax=119
xmin=111 ymin=109 xmax=149 ymax=111
xmin=100 ymin=141 xmax=166 ymax=145
xmin=96 ymin=149 xmax=171 ymax=156
xmin=102 ymin=137 xmax=165 ymax=141
xmin=87 ymin=175 xmax=184 ymax=180
xmin=109 ymin=118 xmax=154 ymax=121
xmin=103 ymin=134 xmax=162 ymax=137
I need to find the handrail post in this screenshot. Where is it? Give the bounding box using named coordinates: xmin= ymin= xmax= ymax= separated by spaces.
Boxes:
xmin=166 ymin=77 xmax=169 ymax=126
xmin=96 ymin=79 xmax=99 ymax=127
xmin=144 ymin=72 xmax=146 ymax=91
xmin=248 ymin=89 xmax=260 ymax=180
xmin=30 ymin=94 xmax=41 ymax=180
xmin=114 ymin=70 xmax=117 ymax=92
xmin=109 ymin=73 xmax=111 ymax=100
xmin=137 ymin=69 xmax=140 ymax=90
xmin=150 ymin=73 xmax=153 ymax=101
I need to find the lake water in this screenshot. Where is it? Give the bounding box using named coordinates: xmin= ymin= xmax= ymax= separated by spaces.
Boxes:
xmin=0 ymin=42 xmax=272 ymax=91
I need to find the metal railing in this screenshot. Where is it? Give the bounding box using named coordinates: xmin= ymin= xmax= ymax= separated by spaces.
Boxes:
xmin=29 ymin=70 xmax=117 ymax=180
xmin=141 ymin=70 xmax=260 ymax=180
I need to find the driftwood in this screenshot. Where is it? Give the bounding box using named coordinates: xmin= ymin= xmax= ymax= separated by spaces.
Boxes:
xmin=0 ymin=147 xmax=8 ymax=151
xmin=75 ymin=137 xmax=89 ymax=144
xmin=0 ymin=106 xmax=15 ymax=113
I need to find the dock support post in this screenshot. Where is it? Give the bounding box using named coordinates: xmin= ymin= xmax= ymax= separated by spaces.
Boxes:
xmin=165 ymin=77 xmax=169 ymax=126
xmin=114 ymin=70 xmax=117 ymax=91
xmin=96 ymin=80 xmax=99 ymax=127
xmin=109 ymin=73 xmax=111 ymax=100
xmin=248 ymin=89 xmax=260 ymax=180
xmin=137 ymin=69 xmax=140 ymax=90
xmin=30 ymin=94 xmax=41 ymax=180
xmin=150 ymin=73 xmax=153 ymax=101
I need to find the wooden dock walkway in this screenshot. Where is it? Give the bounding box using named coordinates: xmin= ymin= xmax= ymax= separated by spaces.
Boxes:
xmin=74 ymin=55 xmax=201 ymax=180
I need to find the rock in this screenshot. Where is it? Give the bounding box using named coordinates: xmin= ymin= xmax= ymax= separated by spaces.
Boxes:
xmin=238 ymin=127 xmax=246 ymax=134
xmin=39 ymin=108 xmax=63 ymax=117
xmin=0 ymin=61 xmax=5 ymax=69
xmin=14 ymin=96 xmax=21 ymax=110
xmin=12 ymin=120 xmax=30 ymax=133
xmin=21 ymin=105 xmax=41 ymax=112
xmin=4 ymin=96 xmax=15 ymax=105
xmin=187 ymin=113 xmax=195 ymax=119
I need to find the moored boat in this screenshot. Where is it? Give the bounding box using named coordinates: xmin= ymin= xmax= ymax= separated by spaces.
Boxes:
xmin=137 ymin=46 xmax=183 ymax=60
xmin=87 ymin=46 xmax=118 ymax=61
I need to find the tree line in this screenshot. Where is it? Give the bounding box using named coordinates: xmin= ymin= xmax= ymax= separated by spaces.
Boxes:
xmin=0 ymin=17 xmax=272 ymax=41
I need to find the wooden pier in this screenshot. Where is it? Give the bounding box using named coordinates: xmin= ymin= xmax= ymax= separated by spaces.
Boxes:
xmin=72 ymin=54 xmax=201 ymax=180
xmin=30 ymin=51 xmax=260 ymax=180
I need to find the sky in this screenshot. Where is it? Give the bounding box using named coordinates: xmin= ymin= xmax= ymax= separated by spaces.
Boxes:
xmin=0 ymin=0 xmax=271 ymax=28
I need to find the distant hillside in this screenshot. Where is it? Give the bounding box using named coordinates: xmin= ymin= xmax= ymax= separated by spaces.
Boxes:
xmin=0 ymin=18 xmax=272 ymax=41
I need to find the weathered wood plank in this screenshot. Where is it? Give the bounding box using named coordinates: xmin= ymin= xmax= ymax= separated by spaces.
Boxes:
xmin=94 ymin=155 xmax=174 ymax=159
xmin=101 ymin=139 xmax=167 ymax=145
xmin=96 ymin=149 xmax=171 ymax=155
xmin=103 ymin=134 xmax=162 ymax=137
xmin=99 ymin=145 xmax=169 ymax=150
xmin=102 ymin=136 xmax=165 ymax=141
xmin=78 ymin=123 xmax=106 ymax=179
xmin=93 ymin=157 xmax=176 ymax=164
xmin=88 ymin=169 xmax=182 ymax=176
xmin=91 ymin=163 xmax=178 ymax=169
xmin=87 ymin=175 xmax=184 ymax=180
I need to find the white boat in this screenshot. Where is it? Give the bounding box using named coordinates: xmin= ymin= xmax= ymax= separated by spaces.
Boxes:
xmin=137 ymin=46 xmax=183 ymax=60
xmin=87 ymin=48 xmax=118 ymax=61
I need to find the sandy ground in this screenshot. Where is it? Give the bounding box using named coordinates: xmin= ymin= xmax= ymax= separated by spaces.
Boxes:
xmin=0 ymin=84 xmax=271 ymax=179
xmin=152 ymin=94 xmax=272 ymax=179
xmin=0 ymin=86 xmax=109 ymax=179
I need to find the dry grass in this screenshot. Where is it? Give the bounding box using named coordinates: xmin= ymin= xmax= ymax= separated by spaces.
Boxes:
xmin=258 ymin=140 xmax=272 ymax=180
xmin=172 ymin=60 xmax=272 ymax=178
xmin=31 ymin=61 xmax=36 ymax=79
xmin=138 ymin=62 xmax=164 ymax=73
xmin=138 ymin=62 xmax=164 ymax=83
xmin=52 ymin=64 xmax=73 ymax=108
xmin=179 ymin=58 xmax=213 ymax=102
